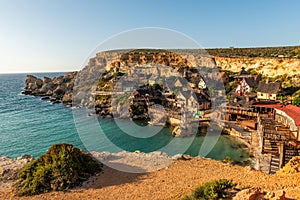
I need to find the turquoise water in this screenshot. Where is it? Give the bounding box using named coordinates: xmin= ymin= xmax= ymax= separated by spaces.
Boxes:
xmin=0 ymin=73 xmax=249 ymax=162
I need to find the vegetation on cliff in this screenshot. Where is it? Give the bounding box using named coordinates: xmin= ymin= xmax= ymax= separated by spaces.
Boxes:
xmin=207 ymin=45 xmax=300 ymax=58
xmin=14 ymin=144 xmax=103 ymax=196
xmin=182 ymin=179 xmax=237 ymax=200
xmin=292 ymin=96 xmax=300 ymax=106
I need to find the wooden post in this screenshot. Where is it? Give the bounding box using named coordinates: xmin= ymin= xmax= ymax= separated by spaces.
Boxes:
xmin=278 ymin=142 xmax=285 ymax=168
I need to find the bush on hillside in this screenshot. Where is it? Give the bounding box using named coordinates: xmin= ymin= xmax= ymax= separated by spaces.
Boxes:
xmin=14 ymin=143 xmax=103 ymax=196
xmin=129 ymin=102 xmax=146 ymax=116
xmin=292 ymin=96 xmax=300 ymax=107
xmin=182 ymin=179 xmax=237 ymax=200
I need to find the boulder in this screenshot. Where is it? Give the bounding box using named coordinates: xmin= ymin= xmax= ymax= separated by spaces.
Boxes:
xmin=25 ymin=75 xmax=37 ymax=89
xmin=233 ymin=188 xmax=264 ymax=200
xmin=53 ymin=76 xmax=64 ymax=85
xmin=265 ymin=190 xmax=286 ymax=200
xmin=25 ymin=75 xmax=43 ymax=91
xmin=53 ymin=87 xmax=65 ymax=98
xmin=65 ymin=82 xmax=74 ymax=90
xmin=28 ymin=82 xmax=38 ymax=90
xmin=39 ymin=82 xmax=55 ymax=94
xmin=35 ymin=78 xmax=43 ymax=88
xmin=273 ymin=190 xmax=286 ymax=200
xmin=43 ymin=76 xmax=52 ymax=83
xmin=62 ymin=92 xmax=72 ymax=104
xmin=0 ymin=155 xmax=33 ymax=189
xmin=22 ymin=89 xmax=32 ymax=95
xmin=172 ymin=126 xmax=182 ymax=137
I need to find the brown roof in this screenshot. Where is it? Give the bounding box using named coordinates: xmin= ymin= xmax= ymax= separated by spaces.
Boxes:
xmin=256 ymin=82 xmax=281 ymax=94
xmin=244 ymin=77 xmax=257 ymax=87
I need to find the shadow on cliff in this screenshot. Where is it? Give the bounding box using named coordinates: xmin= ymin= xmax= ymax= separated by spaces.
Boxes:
xmin=79 ymin=163 xmax=147 ymax=189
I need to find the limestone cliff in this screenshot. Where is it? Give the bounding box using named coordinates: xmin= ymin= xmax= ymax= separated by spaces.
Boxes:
xmin=215 ymin=56 xmax=300 ymax=77
xmin=215 ymin=56 xmax=300 ymax=87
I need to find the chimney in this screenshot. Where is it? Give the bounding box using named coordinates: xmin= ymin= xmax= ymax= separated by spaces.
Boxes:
xmin=266 ymin=78 xmax=269 ymax=84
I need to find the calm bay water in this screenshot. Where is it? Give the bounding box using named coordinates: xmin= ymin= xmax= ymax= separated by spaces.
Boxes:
xmin=0 ymin=73 xmax=249 ymax=162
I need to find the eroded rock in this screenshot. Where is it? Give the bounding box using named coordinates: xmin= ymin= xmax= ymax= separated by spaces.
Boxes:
xmin=0 ymin=155 xmax=33 ymax=190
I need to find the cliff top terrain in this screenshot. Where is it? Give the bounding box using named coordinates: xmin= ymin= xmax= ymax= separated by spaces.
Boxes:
xmin=207 ymin=45 xmax=300 ymax=59
xmin=1 ymin=155 xmax=299 ymax=200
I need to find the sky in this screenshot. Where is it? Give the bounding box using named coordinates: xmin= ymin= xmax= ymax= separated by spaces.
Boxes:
xmin=0 ymin=0 xmax=299 ymax=73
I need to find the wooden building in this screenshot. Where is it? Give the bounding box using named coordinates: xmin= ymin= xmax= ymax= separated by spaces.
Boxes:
xmin=256 ymin=81 xmax=281 ymax=101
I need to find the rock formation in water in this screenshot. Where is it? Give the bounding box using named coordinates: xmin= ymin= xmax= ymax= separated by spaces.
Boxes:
xmin=23 ymin=72 xmax=77 ymax=105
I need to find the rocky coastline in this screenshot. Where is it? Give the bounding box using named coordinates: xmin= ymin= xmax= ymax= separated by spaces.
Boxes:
xmin=23 ymin=72 xmax=77 ymax=106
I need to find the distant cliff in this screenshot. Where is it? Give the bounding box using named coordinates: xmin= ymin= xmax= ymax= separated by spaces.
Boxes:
xmin=215 ymin=56 xmax=300 ymax=88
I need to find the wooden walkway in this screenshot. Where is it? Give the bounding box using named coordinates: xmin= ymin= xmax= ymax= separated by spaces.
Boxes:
xmin=92 ymin=91 xmax=126 ymax=95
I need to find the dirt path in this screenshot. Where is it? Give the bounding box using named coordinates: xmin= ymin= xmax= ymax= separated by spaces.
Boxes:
xmin=1 ymin=157 xmax=300 ymax=200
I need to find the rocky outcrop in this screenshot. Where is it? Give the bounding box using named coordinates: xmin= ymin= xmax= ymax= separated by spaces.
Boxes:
xmin=233 ymin=188 xmax=286 ymax=200
xmin=23 ymin=72 xmax=77 ymax=105
xmin=0 ymin=155 xmax=33 ymax=190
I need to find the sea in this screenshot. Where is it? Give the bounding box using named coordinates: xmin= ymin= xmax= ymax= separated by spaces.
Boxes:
xmin=0 ymin=72 xmax=249 ymax=162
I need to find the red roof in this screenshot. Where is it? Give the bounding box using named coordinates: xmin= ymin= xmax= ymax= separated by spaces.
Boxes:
xmin=254 ymin=104 xmax=300 ymax=126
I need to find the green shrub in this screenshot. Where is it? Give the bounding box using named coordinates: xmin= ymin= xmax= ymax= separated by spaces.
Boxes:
xmin=292 ymin=96 xmax=300 ymax=106
xmin=182 ymin=179 xmax=237 ymax=200
xmin=151 ymin=83 xmax=162 ymax=91
xmin=14 ymin=143 xmax=102 ymax=196
xmin=112 ymin=72 xmax=125 ymax=77
xmin=129 ymin=102 xmax=146 ymax=115
xmin=223 ymin=156 xmax=233 ymax=164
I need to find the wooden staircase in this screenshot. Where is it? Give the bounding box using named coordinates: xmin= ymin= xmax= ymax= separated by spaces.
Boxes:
xmin=284 ymin=145 xmax=300 ymax=166
xmin=263 ymin=140 xmax=280 ymax=174
xmin=270 ymin=154 xmax=280 ymax=174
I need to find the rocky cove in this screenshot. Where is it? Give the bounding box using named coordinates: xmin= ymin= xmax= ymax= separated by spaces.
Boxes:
xmin=22 ymin=49 xmax=300 ymax=140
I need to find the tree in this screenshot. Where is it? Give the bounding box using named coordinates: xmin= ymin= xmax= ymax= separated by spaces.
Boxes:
xmin=151 ymin=83 xmax=162 ymax=91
